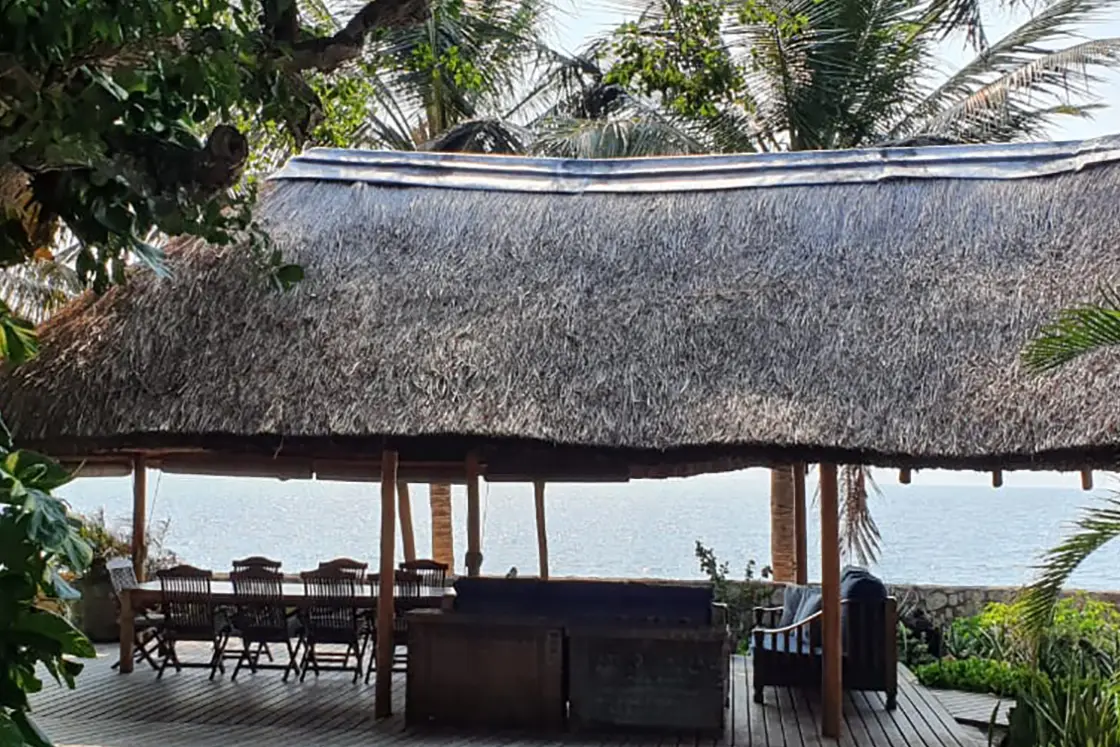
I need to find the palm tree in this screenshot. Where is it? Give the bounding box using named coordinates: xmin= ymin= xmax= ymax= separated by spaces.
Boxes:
xmin=1018 ymin=293 xmax=1120 ymax=633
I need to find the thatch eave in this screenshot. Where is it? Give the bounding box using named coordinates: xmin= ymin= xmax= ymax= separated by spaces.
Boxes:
xmin=5 ymin=135 xmax=1120 ymax=477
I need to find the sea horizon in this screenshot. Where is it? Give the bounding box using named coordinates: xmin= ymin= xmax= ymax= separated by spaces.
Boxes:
xmin=57 ymin=467 xmax=1120 ymax=592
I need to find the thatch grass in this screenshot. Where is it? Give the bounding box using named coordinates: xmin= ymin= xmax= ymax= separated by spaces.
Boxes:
xmin=4 ymin=142 xmax=1120 ymax=473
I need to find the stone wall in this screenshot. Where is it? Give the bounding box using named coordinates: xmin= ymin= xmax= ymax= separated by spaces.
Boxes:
xmin=734 ymin=580 xmax=1120 ymax=627
xmin=886 ymin=583 xmax=1120 ymax=626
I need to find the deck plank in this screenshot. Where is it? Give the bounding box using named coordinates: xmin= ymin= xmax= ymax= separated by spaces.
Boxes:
xmin=31 ymin=646 xmax=981 ymax=747
xmin=925 ymin=688 xmax=1009 ymax=730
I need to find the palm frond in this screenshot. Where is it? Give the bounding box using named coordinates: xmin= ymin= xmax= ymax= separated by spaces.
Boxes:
xmin=423 ymin=117 xmax=533 ymax=152
xmin=0 ymin=258 xmax=82 ymax=324
xmin=1020 ymin=496 xmax=1120 ymax=638
xmin=925 ymin=37 xmax=1120 ymax=141
xmin=839 ymin=465 xmax=883 ymax=566
xmin=1022 ymin=288 xmax=1120 ymax=373
xmin=531 ymin=114 xmax=706 ymax=158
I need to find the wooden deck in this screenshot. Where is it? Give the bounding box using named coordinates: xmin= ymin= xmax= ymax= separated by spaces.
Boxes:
xmin=29 ymin=645 xmax=985 ymax=747
xmin=928 ymin=688 xmax=1012 ymax=728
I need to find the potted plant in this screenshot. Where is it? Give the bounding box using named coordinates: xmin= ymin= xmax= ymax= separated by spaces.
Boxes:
xmin=70 ymin=510 xmax=132 ymax=642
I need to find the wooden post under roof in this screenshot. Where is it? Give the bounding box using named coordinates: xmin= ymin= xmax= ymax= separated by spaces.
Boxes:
xmin=375 ymin=450 xmax=399 ymax=719
xmin=991 ymin=470 xmax=1003 ymax=488
xmin=131 ymin=456 xmax=147 ymax=582
xmin=397 ymin=482 xmax=416 ymax=563
xmin=533 ymin=480 xmax=549 ymax=579
xmin=899 ymin=468 xmax=912 ymax=484
xmin=793 ymin=464 xmax=808 ymax=586
xmin=1081 ymin=469 xmax=1094 ymax=491
xmin=465 ymin=452 xmax=482 ymax=577
xmin=818 ymin=463 xmax=843 ymax=739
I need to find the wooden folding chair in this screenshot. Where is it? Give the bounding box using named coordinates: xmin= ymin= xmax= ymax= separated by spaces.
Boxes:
xmin=229 ymin=567 xmax=301 ymax=681
xmin=106 ymin=558 xmax=164 ymax=671
xmin=156 ymin=565 xmax=230 ymax=679
xmin=298 ymin=567 xmax=366 ymax=683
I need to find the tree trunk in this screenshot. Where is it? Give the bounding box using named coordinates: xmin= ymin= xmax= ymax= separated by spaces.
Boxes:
xmin=770 ymin=465 xmax=797 ymax=583
xmin=429 ymin=483 xmax=454 ymax=569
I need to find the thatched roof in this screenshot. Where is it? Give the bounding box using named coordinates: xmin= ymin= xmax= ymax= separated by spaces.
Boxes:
xmin=5 ymin=136 xmax=1120 ymax=476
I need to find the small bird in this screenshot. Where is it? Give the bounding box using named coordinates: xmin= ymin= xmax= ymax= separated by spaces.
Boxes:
xmin=506 ymin=566 xmax=518 ymax=578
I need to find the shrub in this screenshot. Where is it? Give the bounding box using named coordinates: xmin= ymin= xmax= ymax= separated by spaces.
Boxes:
xmin=914 ymin=657 xmax=1035 ymax=697
xmin=898 ymin=621 xmax=936 ymax=668
xmin=1003 ymin=670 xmax=1120 ymax=747
xmin=694 ymin=541 xmax=772 ymax=652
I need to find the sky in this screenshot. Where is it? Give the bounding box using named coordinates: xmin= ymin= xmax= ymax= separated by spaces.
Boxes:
xmin=543 ymin=0 xmax=1120 ymax=142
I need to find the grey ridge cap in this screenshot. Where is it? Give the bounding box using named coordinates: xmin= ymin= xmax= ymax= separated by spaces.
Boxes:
xmin=269 ymin=133 xmax=1120 ymax=194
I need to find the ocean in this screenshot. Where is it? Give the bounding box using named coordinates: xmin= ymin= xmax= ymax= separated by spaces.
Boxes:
xmin=56 ymin=467 xmax=1120 ymax=591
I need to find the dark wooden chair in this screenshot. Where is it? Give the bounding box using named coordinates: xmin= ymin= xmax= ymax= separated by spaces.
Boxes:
xmin=318 ymin=557 xmax=368 ymax=582
xmin=751 ymin=596 xmax=898 ymax=710
xmin=106 ymin=558 xmax=164 ymax=671
xmin=399 ymin=559 xmax=448 ymax=592
xmin=298 ymin=567 xmax=366 ymax=682
xmin=232 ymin=556 xmax=282 ymax=573
xmin=230 ymin=556 xmax=283 ymax=661
xmin=229 ymin=567 xmax=301 ymax=681
xmin=156 ymin=565 xmax=231 ymax=679
xmin=364 ymin=570 xmax=422 ymax=682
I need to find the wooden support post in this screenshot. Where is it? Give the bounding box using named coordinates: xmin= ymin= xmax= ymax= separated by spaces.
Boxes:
xmin=899 ymin=468 xmax=912 ymax=485
xmin=118 ymin=589 xmax=134 ymax=674
xmin=992 ymin=470 xmax=1003 ymax=488
xmin=534 ymin=480 xmax=549 ymax=579
xmin=131 ymin=456 xmax=147 ymax=582
xmin=1081 ymin=469 xmax=1094 ymax=491
xmin=465 ymin=452 xmax=482 ymax=577
xmin=397 ymin=482 xmax=416 ymax=563
xmin=793 ymin=464 xmax=808 ymax=586
xmin=819 ymin=463 xmax=842 ymax=740
xmin=375 ymin=450 xmax=399 ymax=719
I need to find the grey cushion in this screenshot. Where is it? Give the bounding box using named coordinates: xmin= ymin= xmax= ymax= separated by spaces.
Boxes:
xmin=778 ymin=585 xmax=806 ymax=628
xmin=794 ymin=588 xmax=822 ymax=624
xmin=756 ymin=636 xmax=821 ymax=655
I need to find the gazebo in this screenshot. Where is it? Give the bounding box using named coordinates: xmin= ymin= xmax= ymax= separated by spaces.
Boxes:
xmin=5 ymin=135 xmax=1120 ymax=739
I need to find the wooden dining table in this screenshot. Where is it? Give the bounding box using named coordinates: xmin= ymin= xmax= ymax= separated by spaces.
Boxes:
xmin=118 ymin=581 xmax=452 ymax=674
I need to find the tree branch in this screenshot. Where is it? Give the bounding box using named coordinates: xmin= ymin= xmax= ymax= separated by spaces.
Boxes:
xmin=288 ymin=0 xmax=430 ymax=72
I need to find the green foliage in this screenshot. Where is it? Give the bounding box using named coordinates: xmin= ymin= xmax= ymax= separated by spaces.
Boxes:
xmin=72 ymin=509 xmax=181 ymax=578
xmin=597 ymin=0 xmax=1120 ymax=154
xmin=694 ymin=540 xmax=772 ymax=652
xmin=0 ymin=429 xmax=95 ymax=744
xmin=606 ymin=0 xmax=745 ymax=119
xmin=1004 ymin=669 xmax=1120 ymax=747
xmin=1019 ymin=496 xmax=1120 ymax=643
xmin=919 ymin=598 xmax=1120 ymax=744
xmin=1022 ymin=289 xmax=1120 ymax=373
xmin=0 ymin=0 xmax=354 ymax=337
xmin=897 ymin=621 xmax=936 ymax=668
xmin=915 ymin=657 xmax=1034 ymax=696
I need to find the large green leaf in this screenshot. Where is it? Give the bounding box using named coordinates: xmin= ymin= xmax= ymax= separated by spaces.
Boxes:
xmin=3 ymin=452 xmax=73 ymax=492
xmin=12 ymin=609 xmax=96 ymax=659
xmin=0 ymin=712 xmax=28 ymax=747
xmin=8 ymin=711 xmax=52 ymax=747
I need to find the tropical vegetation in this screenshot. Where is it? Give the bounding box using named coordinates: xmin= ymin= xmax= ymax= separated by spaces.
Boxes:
xmin=909 ymin=597 xmax=1120 ymax=746
xmin=695 ymin=541 xmax=773 ymax=651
